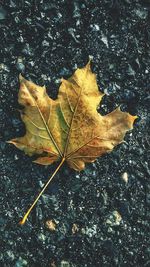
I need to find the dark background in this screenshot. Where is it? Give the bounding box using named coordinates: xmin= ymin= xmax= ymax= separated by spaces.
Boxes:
xmin=0 ymin=0 xmax=149 ymax=266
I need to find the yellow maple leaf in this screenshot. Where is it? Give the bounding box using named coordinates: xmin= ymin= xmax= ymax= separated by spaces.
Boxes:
xmin=8 ymin=61 xmax=137 ymax=224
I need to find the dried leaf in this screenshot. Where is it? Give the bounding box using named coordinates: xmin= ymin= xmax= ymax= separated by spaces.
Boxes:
xmin=9 ymin=61 xmax=137 ymax=171
xmin=8 ymin=60 xmax=137 ymax=224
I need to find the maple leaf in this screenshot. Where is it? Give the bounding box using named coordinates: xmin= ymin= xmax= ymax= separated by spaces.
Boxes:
xmin=8 ymin=61 xmax=137 ymax=224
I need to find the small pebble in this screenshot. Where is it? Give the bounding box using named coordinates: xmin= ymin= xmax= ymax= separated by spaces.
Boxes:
xmin=38 ymin=233 xmax=46 ymax=242
xmin=101 ymin=34 xmax=109 ymax=48
xmin=72 ymin=223 xmax=79 ymax=234
xmin=15 ymin=257 xmax=28 ymax=267
xmin=106 ymin=211 xmax=122 ymax=226
xmin=16 ymin=62 xmax=25 ymax=72
xmin=6 ymin=250 xmax=15 ymax=261
xmin=135 ymin=8 xmax=148 ymax=19
xmin=122 ymin=172 xmax=128 ymax=183
xmin=60 ymin=260 xmax=70 ymax=267
xmin=46 ymin=220 xmax=56 ymax=231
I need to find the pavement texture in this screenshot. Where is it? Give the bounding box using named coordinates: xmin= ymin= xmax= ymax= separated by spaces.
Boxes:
xmin=0 ymin=1 xmax=149 ymax=267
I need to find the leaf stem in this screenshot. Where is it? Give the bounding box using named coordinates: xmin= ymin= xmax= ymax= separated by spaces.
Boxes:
xmin=19 ymin=157 xmax=65 ymax=225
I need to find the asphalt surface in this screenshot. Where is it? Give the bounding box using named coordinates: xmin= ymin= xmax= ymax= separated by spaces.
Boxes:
xmin=0 ymin=1 xmax=149 ymax=267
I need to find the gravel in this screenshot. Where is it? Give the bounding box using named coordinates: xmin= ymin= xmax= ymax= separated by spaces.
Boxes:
xmin=0 ymin=1 xmax=149 ymax=266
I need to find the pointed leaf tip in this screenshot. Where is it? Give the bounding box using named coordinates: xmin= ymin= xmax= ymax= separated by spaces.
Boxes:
xmin=88 ymin=55 xmax=93 ymax=62
xmin=86 ymin=57 xmax=92 ymax=69
xmin=19 ymin=73 xmax=24 ymax=82
xmin=6 ymin=140 xmax=15 ymax=145
xmin=128 ymin=114 xmax=138 ymax=124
